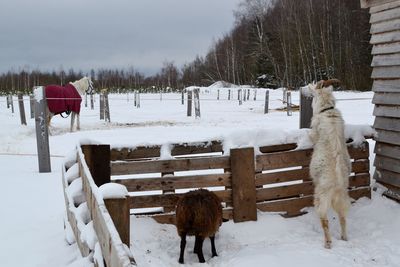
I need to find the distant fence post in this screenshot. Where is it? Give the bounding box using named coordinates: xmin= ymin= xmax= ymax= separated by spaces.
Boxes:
xmin=300 ymin=88 xmax=313 ymax=128
xmin=133 ymin=91 xmax=137 ymax=107
xmin=239 ymin=90 xmax=243 ymax=105
xmin=228 ymin=89 xmax=231 ymax=100
xmin=100 ymin=93 xmax=104 ymax=120
xmin=6 ymin=95 xmax=10 ymax=108
xmin=230 ymin=147 xmax=257 ymax=222
xmin=18 ymin=93 xmax=27 ymax=125
xmin=247 ymin=89 xmax=250 ymax=100
xmin=85 ymin=93 xmax=88 ymax=108
xmin=243 ymin=89 xmax=246 ymax=102
xmin=181 ymin=91 xmax=184 ymax=105
xmin=34 ymin=86 xmax=51 ymax=173
xmin=194 ymin=88 xmax=201 ymax=118
xmin=187 ymin=91 xmax=192 ymax=117
xmin=10 ymin=95 xmax=14 ymax=113
xmin=283 ymin=88 xmax=287 ymax=104
xmin=287 ymin=91 xmax=292 ymax=116
xmin=237 ymin=89 xmax=240 ymax=101
xmin=217 ymin=89 xmax=220 ymax=100
xmin=90 ymin=94 xmax=94 ymax=110
xmin=105 ymin=93 xmax=111 ymax=122
xmin=30 ymin=94 xmax=35 ymax=119
xmin=264 ymin=90 xmax=269 ymax=114
xmin=253 ymin=89 xmax=257 ymax=101
xmin=136 ymin=92 xmax=140 ymax=108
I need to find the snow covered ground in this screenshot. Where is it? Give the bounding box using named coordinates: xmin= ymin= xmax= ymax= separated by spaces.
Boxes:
xmin=1 ymin=87 xmax=399 ymax=267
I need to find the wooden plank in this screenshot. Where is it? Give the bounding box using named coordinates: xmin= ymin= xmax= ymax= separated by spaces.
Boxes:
xmin=110 ymin=140 xmax=224 ymax=161
xmin=374 ymin=129 xmax=400 ymax=145
xmin=371 ymin=53 xmax=400 ymax=66
xmin=81 ymin=145 xmax=111 ymax=187
xmin=113 ymin=173 xmax=231 ymax=192
xmin=374 ymin=167 xmax=400 ymax=187
xmin=348 ymin=143 xmax=370 ymax=159
xmin=371 ymin=18 xmax=400 ymax=34
xmin=374 ymin=154 xmax=400 ymax=173
xmin=372 ymin=79 xmax=400 ymax=92
xmin=370 ymin=6 xmax=400 ymax=23
xmin=373 ymin=92 xmax=400 ymax=104
xmin=374 ymin=142 xmax=400 ymax=159
xmin=259 ymin=143 xmax=297 ymax=153
xmin=372 ymin=42 xmax=400 ymax=55
xmin=373 ymin=105 xmax=400 ymax=118
xmin=256 ymin=182 xmax=314 ymax=202
xmin=349 ymin=173 xmax=371 ymax=188
xmin=111 ymin=155 xmax=230 ymax=175
xmin=129 ymin=190 xmax=232 ymax=209
xmin=255 ymin=149 xmax=313 ymax=172
xmin=255 ymin=168 xmax=310 ymax=186
xmin=230 ymin=147 xmax=257 ymax=222
xmin=371 ymin=66 xmax=400 ymax=78
xmin=79 ymin=148 xmax=135 ymax=267
xmin=374 ymin=116 xmax=400 ymax=131
xmin=256 ymin=187 xmax=370 ymax=215
xmin=370 ymin=0 xmax=400 ymax=13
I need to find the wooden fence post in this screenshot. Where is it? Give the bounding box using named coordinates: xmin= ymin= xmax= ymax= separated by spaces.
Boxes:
xmin=34 ymin=86 xmax=51 ymax=173
xmin=300 ymin=88 xmax=313 ymax=128
xmin=287 ymin=91 xmax=292 ymax=116
xmin=6 ymin=95 xmax=10 ymax=109
xmin=104 ymin=196 xmax=130 ymax=246
xmin=181 ymin=91 xmax=184 ymax=105
xmin=187 ymin=91 xmax=192 ymax=117
xmin=105 ymin=93 xmax=111 ymax=122
xmin=239 ymin=90 xmax=243 ymax=105
xmin=90 ymin=94 xmax=94 ymax=110
xmin=228 ymin=89 xmax=231 ymax=100
xmin=30 ymin=94 xmax=35 ymax=119
xmin=85 ymin=93 xmax=88 ymax=108
xmin=81 ymin=144 xmax=110 ymax=187
xmin=194 ymin=88 xmax=201 ymax=118
xmin=247 ymin=89 xmax=250 ymax=100
xmin=10 ymin=95 xmax=14 ymax=113
xmin=18 ymin=93 xmax=27 ymax=125
xmin=264 ymin=90 xmax=269 ymax=114
xmin=99 ymin=94 xmax=104 ymax=120
xmin=217 ymin=89 xmax=220 ymax=100
xmin=254 ymin=89 xmax=257 ymax=101
xmin=230 ymin=147 xmax=257 ymax=222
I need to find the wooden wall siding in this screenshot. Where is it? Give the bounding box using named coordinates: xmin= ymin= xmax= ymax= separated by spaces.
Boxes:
xmin=362 ymin=0 xmax=400 ymax=199
xmin=112 ymin=141 xmax=371 ymax=222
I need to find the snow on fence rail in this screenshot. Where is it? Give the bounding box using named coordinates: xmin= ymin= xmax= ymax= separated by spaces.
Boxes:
xmin=63 ymin=137 xmax=371 ymax=265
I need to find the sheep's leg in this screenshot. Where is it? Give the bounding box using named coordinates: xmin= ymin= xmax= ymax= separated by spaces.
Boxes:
xmin=195 ymin=235 xmax=205 ymax=263
xmin=178 ymin=233 xmax=186 ymax=264
xmin=210 ymin=235 xmax=218 ymax=257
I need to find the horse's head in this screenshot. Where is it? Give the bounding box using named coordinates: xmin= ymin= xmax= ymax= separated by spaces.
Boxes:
xmin=85 ymin=77 xmax=95 ymax=95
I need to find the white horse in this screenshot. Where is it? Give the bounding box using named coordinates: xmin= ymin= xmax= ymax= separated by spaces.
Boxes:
xmin=45 ymin=76 xmax=94 ymax=132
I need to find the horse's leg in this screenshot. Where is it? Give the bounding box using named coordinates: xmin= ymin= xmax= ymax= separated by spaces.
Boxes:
xmin=77 ymin=113 xmax=80 ymax=131
xmin=70 ymin=112 xmax=75 ymax=132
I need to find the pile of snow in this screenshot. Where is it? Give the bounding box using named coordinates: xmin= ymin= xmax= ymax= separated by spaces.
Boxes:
xmin=99 ymin=183 xmax=129 ymax=199
xmin=208 ymin=81 xmax=240 ymax=88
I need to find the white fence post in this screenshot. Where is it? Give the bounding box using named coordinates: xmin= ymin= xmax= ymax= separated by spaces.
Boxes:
xmin=34 ymin=86 xmax=51 ymax=173
xmin=187 ymin=91 xmax=193 ymax=117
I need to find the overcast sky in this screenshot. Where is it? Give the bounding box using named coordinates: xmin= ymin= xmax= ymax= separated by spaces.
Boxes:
xmin=0 ymin=0 xmax=242 ymax=76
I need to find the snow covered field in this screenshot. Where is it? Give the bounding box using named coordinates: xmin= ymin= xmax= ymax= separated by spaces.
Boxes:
xmin=1 ymin=87 xmax=400 ymax=267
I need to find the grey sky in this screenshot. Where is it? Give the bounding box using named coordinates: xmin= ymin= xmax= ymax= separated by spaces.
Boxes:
xmin=0 ymin=0 xmax=242 ymax=76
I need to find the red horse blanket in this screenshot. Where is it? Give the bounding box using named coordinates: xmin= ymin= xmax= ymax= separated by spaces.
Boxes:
xmin=45 ymin=83 xmax=82 ymax=115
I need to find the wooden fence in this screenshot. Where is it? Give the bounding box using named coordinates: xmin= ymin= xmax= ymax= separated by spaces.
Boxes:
xmin=109 ymin=139 xmax=371 ymax=223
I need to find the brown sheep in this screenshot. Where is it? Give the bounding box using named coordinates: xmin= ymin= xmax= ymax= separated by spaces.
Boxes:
xmin=175 ymin=189 xmax=223 ymax=264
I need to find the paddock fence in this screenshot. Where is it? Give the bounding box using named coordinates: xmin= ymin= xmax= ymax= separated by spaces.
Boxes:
xmin=63 ymin=138 xmax=371 ymax=265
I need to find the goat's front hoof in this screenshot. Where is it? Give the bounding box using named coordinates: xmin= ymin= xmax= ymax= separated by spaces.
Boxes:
xmin=324 ymin=241 xmax=332 ymax=249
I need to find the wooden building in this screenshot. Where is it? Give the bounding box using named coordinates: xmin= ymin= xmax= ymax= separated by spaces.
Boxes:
xmin=361 ymin=0 xmax=400 ymax=200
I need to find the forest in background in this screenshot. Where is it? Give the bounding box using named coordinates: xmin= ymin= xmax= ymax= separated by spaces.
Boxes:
xmin=0 ymin=0 xmax=372 ymax=94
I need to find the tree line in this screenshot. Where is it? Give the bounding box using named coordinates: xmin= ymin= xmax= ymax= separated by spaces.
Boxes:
xmin=0 ymin=0 xmax=372 ymax=95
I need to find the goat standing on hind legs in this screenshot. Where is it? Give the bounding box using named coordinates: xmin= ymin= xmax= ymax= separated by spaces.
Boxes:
xmin=176 ymin=189 xmax=222 ymax=264
xmin=308 ymin=79 xmax=351 ymax=249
